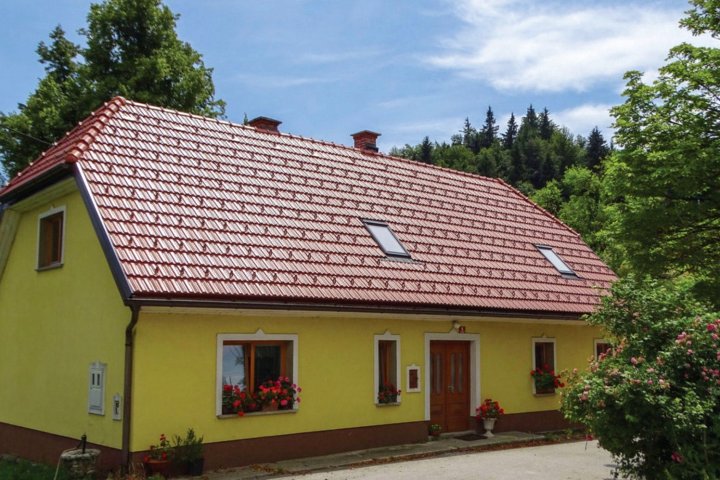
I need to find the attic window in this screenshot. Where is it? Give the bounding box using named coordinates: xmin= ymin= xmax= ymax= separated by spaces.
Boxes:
xmin=537 ymin=245 xmax=576 ymax=277
xmin=363 ymin=220 xmax=410 ymax=258
xmin=37 ymin=207 xmax=65 ymax=270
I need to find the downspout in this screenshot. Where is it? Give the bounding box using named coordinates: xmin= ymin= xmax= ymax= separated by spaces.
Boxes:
xmin=121 ymin=305 xmax=140 ymax=472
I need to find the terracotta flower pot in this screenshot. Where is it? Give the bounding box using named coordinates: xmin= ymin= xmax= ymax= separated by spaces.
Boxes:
xmin=144 ymin=458 xmax=171 ymax=478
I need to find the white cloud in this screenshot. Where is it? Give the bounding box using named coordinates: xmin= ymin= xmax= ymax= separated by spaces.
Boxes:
xmin=553 ymin=103 xmax=614 ymax=139
xmin=426 ymin=0 xmax=697 ymax=92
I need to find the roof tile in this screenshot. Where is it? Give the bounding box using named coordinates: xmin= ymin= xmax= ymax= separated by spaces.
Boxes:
xmin=1 ymin=97 xmax=615 ymax=314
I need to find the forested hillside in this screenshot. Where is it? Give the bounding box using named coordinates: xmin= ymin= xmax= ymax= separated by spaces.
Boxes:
xmin=390 ymin=105 xmax=610 ymax=196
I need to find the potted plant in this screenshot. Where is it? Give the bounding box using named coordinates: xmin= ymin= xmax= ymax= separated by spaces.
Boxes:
xmin=172 ymin=428 xmax=204 ymax=476
xmin=222 ymin=384 xmax=261 ymax=416
xmin=257 ymin=377 xmax=302 ymax=410
xmin=475 ymin=398 xmax=504 ymax=437
xmin=428 ymin=423 xmax=442 ymax=439
xmin=531 ymin=364 xmax=565 ymax=394
xmin=143 ymin=433 xmax=172 ymax=477
xmin=377 ymin=383 xmax=401 ymax=404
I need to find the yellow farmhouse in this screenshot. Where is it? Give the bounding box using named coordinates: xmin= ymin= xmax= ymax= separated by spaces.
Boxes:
xmin=0 ymin=98 xmax=615 ymax=472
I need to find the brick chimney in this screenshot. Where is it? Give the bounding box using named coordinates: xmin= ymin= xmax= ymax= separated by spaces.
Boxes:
xmin=249 ymin=116 xmax=282 ymax=133
xmin=351 ymin=130 xmax=381 ymax=153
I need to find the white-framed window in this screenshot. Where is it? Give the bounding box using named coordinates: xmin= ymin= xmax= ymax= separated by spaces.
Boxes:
xmin=37 ymin=206 xmax=66 ymax=270
xmin=374 ymin=331 xmax=401 ymax=405
xmin=406 ymin=364 xmax=421 ymax=393
xmin=531 ymin=338 xmax=557 ymax=394
xmin=88 ymin=361 xmax=106 ymax=415
xmin=594 ymin=339 xmax=612 ymax=359
xmin=216 ymin=330 xmax=298 ymax=416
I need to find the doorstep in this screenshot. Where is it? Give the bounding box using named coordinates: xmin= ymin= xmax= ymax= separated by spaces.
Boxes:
xmin=190 ymin=431 xmax=545 ymax=480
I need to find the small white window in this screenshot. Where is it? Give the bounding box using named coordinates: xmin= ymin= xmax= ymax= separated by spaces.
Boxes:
xmin=537 ymin=245 xmax=576 ymax=276
xmin=374 ymin=331 xmax=401 ymax=404
xmin=406 ymin=364 xmax=421 ymax=393
xmin=363 ymin=220 xmax=410 ymax=258
xmin=88 ymin=362 xmax=106 ymax=415
xmin=531 ymin=338 xmax=557 ymax=394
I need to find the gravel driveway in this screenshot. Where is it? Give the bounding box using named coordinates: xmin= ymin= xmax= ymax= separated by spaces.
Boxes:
xmin=293 ymin=440 xmax=619 ymax=480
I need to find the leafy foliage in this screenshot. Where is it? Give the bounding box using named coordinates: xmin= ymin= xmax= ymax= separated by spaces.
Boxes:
xmin=1 ymin=0 xmax=224 ymax=178
xmin=561 ymin=276 xmax=720 ymax=479
xmin=0 ymin=456 xmax=70 ymax=480
xmin=606 ymin=0 xmax=720 ymax=305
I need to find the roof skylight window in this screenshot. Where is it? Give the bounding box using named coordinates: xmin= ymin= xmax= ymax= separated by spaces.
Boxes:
xmin=363 ymin=220 xmax=411 ymax=258
xmin=537 ymin=245 xmax=577 ymax=277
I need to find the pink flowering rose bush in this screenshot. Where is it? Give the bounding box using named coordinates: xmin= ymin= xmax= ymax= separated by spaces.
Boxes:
xmin=561 ymin=276 xmax=720 ymax=480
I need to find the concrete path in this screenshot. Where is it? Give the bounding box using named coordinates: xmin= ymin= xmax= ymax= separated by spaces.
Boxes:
xmin=291 ymin=441 xmax=618 ymax=480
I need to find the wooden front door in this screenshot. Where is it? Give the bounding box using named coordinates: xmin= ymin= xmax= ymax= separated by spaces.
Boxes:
xmin=430 ymin=341 xmax=470 ymax=432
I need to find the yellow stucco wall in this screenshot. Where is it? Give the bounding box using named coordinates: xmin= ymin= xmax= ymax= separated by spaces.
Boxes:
xmin=131 ymin=310 xmax=603 ymax=451
xmin=0 ymin=187 xmax=128 ymax=448
xmin=0 ymin=183 xmax=604 ymax=455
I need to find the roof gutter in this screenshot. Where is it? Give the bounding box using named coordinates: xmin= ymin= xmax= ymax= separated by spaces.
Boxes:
xmin=126 ymin=296 xmax=586 ymax=321
xmin=0 ymin=163 xmax=74 ymax=205
xmin=121 ymin=305 xmax=139 ymax=472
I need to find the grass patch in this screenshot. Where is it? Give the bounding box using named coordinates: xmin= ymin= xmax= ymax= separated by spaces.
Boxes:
xmin=0 ymin=456 xmax=70 ymax=480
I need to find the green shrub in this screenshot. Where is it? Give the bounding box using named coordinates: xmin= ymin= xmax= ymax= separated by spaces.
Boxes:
xmin=562 ymin=276 xmax=720 ymax=479
xmin=0 ymin=456 xmax=70 ymax=480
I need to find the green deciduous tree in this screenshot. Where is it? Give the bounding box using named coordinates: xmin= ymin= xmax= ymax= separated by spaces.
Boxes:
xmin=562 ymin=276 xmax=720 ymax=479
xmin=606 ymin=0 xmax=720 ymax=306
xmin=0 ymin=26 xmax=84 ymax=177
xmin=530 ymin=179 xmax=563 ymax=216
xmin=1 ymin=0 xmax=225 ymax=178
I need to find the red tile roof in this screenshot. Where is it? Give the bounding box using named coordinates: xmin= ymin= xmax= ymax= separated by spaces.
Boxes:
xmin=1 ymin=97 xmax=615 ymax=314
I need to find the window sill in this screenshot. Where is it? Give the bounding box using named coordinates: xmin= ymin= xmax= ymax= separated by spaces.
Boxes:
xmin=36 ymin=263 xmax=63 ymax=272
xmin=217 ymin=409 xmax=297 ymax=419
xmin=375 ymin=402 xmax=401 ymax=407
xmin=533 ymin=391 xmax=557 ymax=397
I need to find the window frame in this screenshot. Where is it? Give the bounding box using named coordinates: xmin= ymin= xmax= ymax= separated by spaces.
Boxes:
xmin=594 ymin=339 xmax=612 ymax=359
xmin=536 ymin=245 xmax=577 ymax=278
xmin=216 ymin=331 xmax=299 ymax=417
xmin=374 ymin=331 xmax=401 ymax=405
xmin=532 ymin=337 xmax=557 ymax=395
xmin=362 ymin=219 xmax=411 ymax=259
xmin=36 ymin=206 xmax=66 ymax=270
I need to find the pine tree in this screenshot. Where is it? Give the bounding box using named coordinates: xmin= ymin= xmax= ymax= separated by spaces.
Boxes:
xmin=539 ymin=107 xmax=554 ymax=140
xmin=461 ymin=117 xmax=478 ymax=153
xmin=522 ymin=105 xmax=539 ymax=132
xmin=585 ymin=127 xmax=609 ymax=170
xmin=502 ymin=113 xmax=518 ymax=149
xmin=479 ymin=106 xmax=498 ymax=149
xmin=419 ymin=136 xmax=433 ymax=164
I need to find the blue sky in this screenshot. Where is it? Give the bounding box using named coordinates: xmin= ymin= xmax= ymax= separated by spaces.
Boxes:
xmin=0 ymin=0 xmax=701 ymax=152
